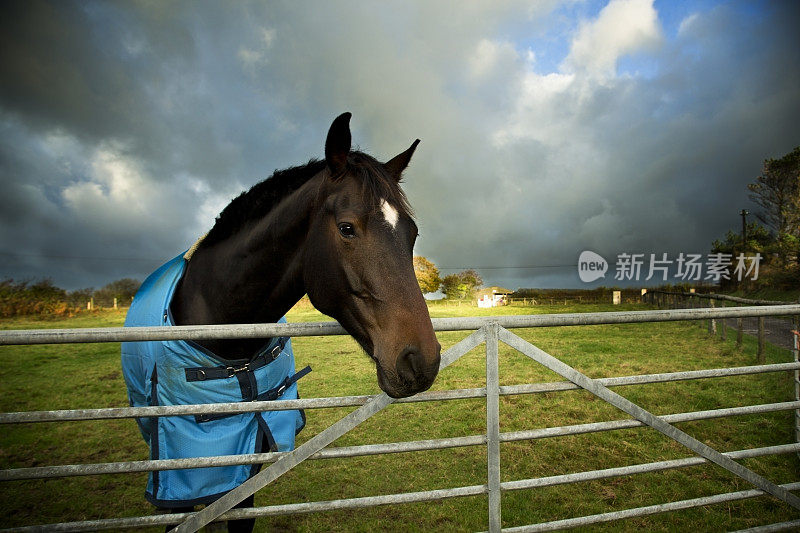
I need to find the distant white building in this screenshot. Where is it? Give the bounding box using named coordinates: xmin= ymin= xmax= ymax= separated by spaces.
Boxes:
xmin=476 ymin=287 xmax=513 ymax=308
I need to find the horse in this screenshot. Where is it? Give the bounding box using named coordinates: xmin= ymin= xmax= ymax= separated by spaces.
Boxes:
xmin=121 ymin=112 xmax=441 ymax=532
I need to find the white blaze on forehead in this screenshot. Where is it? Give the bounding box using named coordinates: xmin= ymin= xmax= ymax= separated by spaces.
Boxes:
xmin=380 ymin=199 xmax=399 ymax=229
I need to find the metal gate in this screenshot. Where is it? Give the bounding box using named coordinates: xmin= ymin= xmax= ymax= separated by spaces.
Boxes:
xmin=1 ymin=304 xmax=799 ymax=532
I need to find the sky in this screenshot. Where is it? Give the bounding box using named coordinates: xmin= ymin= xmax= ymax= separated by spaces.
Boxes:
xmin=1 ymin=0 xmax=799 ymax=291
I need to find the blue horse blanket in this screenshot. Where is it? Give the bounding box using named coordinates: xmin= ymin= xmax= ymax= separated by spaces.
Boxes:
xmin=121 ymin=253 xmax=307 ymax=507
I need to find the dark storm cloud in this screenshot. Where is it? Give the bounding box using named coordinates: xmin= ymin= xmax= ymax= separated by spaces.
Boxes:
xmin=0 ymin=0 xmax=798 ymax=290
xmin=1 ymin=2 xmax=192 ymax=163
xmin=0 ymin=0 xmax=274 ymax=288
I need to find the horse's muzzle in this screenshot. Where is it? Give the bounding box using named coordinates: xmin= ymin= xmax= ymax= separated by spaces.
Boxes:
xmin=377 ymin=342 xmax=441 ymax=398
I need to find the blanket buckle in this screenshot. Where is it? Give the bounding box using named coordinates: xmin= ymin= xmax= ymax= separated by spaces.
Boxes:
xmin=270 ymin=344 xmax=282 ymax=360
xmin=226 ymin=362 xmax=250 ymax=377
xmin=275 ymin=383 xmax=287 ymax=398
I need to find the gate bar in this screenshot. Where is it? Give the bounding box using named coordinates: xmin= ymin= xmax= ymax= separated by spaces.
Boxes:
xmin=4 ymin=362 xmax=798 ymax=425
xmin=501 ymin=443 xmax=800 ymax=492
xmin=8 ymin=465 xmax=797 ymax=533
xmin=497 ymin=327 xmax=800 ymax=511
xmin=2 ymin=305 xmax=798 ymax=345
xmin=732 ymin=519 xmax=800 ymax=533
xmin=5 ymin=402 xmax=798 ymax=481
xmin=496 ymin=481 xmax=800 ymax=533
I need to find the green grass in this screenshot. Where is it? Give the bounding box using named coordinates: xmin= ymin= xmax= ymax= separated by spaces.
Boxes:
xmin=0 ymin=303 xmax=798 ymax=532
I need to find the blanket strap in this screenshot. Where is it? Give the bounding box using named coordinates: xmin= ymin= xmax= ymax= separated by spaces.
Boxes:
xmin=184 ymin=338 xmax=289 ymax=382
xmin=192 ymin=365 xmax=311 ymax=423
xmin=255 ymin=365 xmax=312 ymax=402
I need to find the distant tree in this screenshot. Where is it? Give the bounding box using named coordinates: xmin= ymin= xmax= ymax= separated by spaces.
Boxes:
xmin=413 ymin=256 xmax=441 ymax=294
xmin=711 ymin=218 xmax=800 ymax=290
xmin=458 ymin=269 xmax=483 ymax=296
xmin=712 ymin=221 xmax=774 ymax=256
xmin=705 ymin=146 xmax=800 ymax=289
xmin=440 ymin=269 xmax=483 ymax=299
xmin=440 ymin=274 xmax=461 ymax=299
xmin=747 ymin=146 xmax=800 ymax=252
xmin=93 ymin=278 xmax=140 ymax=306
xmin=103 ymin=278 xmax=140 ymax=299
xmin=67 ymin=288 xmax=94 ymax=308
xmin=0 ymin=278 xmax=67 ymax=316
xmin=27 ymin=279 xmax=66 ymax=301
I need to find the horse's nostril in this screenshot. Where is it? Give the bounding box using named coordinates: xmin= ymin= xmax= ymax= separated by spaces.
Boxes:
xmin=396 ymin=347 xmax=421 ymax=383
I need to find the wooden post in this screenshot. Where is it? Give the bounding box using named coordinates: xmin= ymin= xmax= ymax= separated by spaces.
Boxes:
xmin=757 ymin=317 xmax=765 ymax=364
xmin=720 ymin=305 xmax=727 ymax=341
xmin=736 ymin=318 xmax=743 ymax=349
xmin=708 ymin=299 xmax=716 ymax=336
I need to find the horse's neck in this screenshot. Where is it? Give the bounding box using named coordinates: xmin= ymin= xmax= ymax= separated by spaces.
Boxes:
xmin=171 ymin=177 xmax=318 ymax=359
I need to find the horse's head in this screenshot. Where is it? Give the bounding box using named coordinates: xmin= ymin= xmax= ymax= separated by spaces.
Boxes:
xmin=303 ymin=113 xmax=441 ymax=398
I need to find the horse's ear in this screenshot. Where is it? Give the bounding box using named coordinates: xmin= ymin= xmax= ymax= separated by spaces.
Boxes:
xmin=384 ymin=139 xmax=420 ymax=182
xmin=325 ymin=112 xmax=352 ymax=178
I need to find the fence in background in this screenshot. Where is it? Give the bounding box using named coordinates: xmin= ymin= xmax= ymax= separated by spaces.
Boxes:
xmin=1 ymin=305 xmax=800 ymax=532
xmin=428 ymin=295 xmax=640 ymax=307
xmin=646 ymin=290 xmax=800 ymax=358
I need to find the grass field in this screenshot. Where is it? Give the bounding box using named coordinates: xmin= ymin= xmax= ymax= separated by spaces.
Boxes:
xmin=1 ymin=302 xmax=798 ymax=532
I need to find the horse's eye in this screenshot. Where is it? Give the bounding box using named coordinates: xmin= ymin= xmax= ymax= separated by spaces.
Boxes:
xmin=338 ymin=222 xmax=356 ymax=238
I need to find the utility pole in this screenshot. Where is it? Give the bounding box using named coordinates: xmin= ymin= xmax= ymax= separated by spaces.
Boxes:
xmin=739 ymin=209 xmax=749 ymax=290
xmin=740 ymin=209 xmax=749 ymax=252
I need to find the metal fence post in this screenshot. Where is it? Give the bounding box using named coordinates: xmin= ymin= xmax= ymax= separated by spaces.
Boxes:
xmin=758 ymin=317 xmax=766 ymax=364
xmin=485 ymin=322 xmax=501 ymax=533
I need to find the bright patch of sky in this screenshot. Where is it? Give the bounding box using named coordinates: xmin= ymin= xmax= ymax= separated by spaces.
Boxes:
xmin=516 ymin=0 xmax=741 ymax=79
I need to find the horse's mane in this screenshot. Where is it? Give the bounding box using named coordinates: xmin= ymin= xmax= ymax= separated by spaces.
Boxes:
xmin=201 ymin=151 xmax=412 ymax=248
